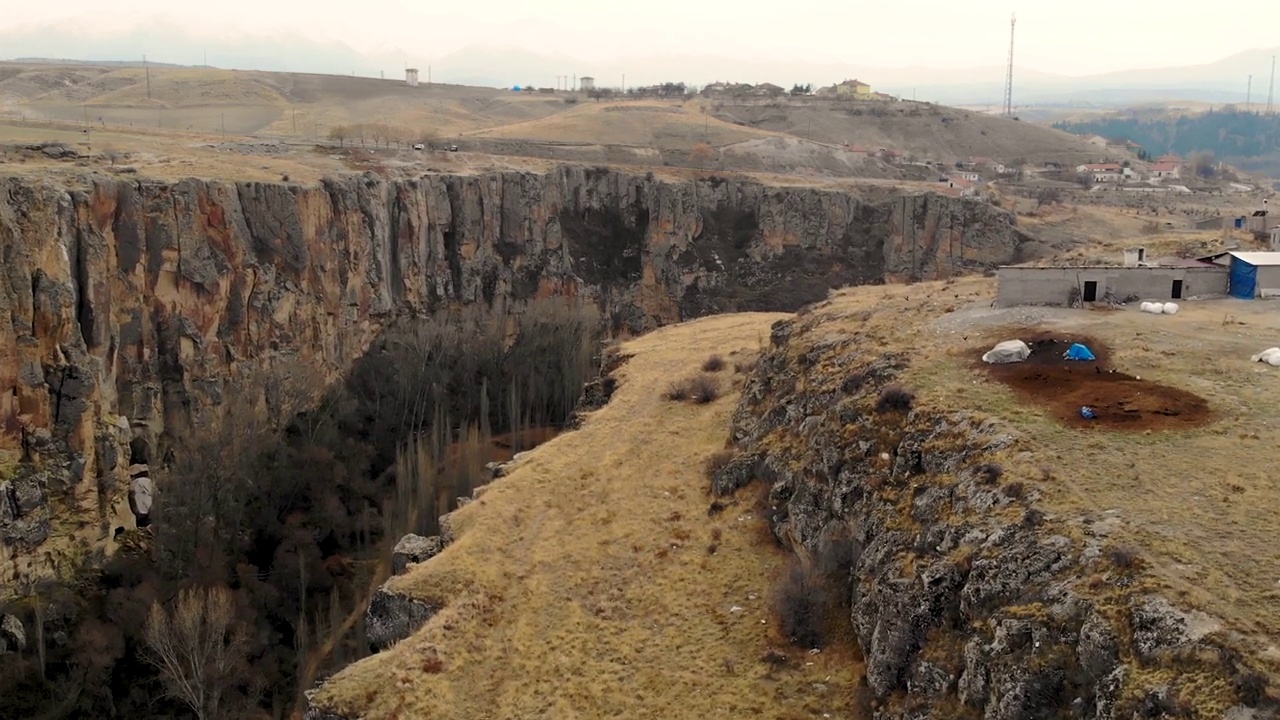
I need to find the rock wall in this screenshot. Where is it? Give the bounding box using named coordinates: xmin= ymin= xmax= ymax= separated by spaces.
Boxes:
xmin=726 ymin=313 xmax=1272 ymax=719
xmin=0 ymin=166 xmax=1030 ymax=588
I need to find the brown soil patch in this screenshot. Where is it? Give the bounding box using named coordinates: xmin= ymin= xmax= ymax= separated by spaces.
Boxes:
xmin=981 ymin=332 xmax=1211 ymax=430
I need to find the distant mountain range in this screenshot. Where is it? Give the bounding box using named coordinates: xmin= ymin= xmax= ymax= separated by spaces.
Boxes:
xmin=0 ymin=19 xmax=1274 ymax=108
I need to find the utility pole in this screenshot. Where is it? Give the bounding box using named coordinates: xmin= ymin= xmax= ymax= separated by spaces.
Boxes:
xmin=1002 ymin=13 xmax=1016 ymax=117
xmin=1248 ymin=75 xmax=1253 ymax=111
xmin=1269 ymin=56 xmax=1277 ymax=115
xmin=292 ymin=108 xmax=297 ymax=133
xmin=144 ymin=54 xmax=152 ymax=100
xmin=622 ymin=74 xmax=626 ymax=94
xmin=573 ymin=73 xmax=576 ymax=91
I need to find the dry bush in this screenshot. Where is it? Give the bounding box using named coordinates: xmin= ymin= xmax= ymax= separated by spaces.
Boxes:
xmin=704 ymin=449 xmax=735 ymax=482
xmin=1002 ymin=481 xmax=1027 ymax=500
xmin=1106 ymin=545 xmax=1142 ymax=570
xmin=875 ymin=384 xmax=915 ymax=413
xmin=664 ymin=374 xmax=720 ymax=404
xmin=975 ymin=462 xmax=1004 ymax=485
xmin=771 ymin=535 xmax=858 ymax=650
xmin=701 ymin=354 xmax=726 ymax=372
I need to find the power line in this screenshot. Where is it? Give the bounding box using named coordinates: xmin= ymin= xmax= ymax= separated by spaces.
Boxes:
xmin=1002 ymin=13 xmax=1016 ymax=117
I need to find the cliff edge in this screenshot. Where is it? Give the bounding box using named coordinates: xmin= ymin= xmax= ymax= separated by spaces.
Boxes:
xmin=0 ymin=166 xmax=1031 ymax=589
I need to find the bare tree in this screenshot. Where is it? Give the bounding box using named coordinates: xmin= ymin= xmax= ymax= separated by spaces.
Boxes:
xmin=690 ymin=142 xmax=714 ymax=171
xmin=327 ymin=125 xmax=349 ymax=147
xmin=143 ymin=586 xmax=252 ymax=720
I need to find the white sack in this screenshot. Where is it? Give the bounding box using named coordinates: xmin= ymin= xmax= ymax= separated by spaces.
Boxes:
xmin=1162 ymin=302 xmax=1180 ymax=315
xmin=982 ymin=339 xmax=1031 ymax=364
xmin=1251 ymin=348 xmax=1280 ymax=366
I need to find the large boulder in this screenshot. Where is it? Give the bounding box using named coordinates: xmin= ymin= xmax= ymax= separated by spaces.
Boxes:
xmin=391 ymin=533 xmax=445 ymax=575
xmin=365 ymin=587 xmax=437 ymax=651
xmin=0 ymin=613 xmax=26 ymax=654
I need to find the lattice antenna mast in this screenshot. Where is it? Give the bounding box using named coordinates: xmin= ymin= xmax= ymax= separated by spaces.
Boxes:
xmin=1002 ymin=13 xmax=1016 ymax=117
xmin=1268 ymin=55 xmax=1276 ymax=115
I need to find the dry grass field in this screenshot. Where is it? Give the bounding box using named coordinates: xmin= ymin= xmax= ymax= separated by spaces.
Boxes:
xmin=310 ymin=277 xmax=1280 ymax=716
xmin=0 ymin=60 xmax=1124 ymax=180
xmin=807 ymin=278 xmax=1280 ymax=674
xmin=309 ymin=312 xmax=870 ymax=720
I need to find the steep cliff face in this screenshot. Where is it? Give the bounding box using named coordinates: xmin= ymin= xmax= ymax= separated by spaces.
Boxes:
xmin=0 ymin=166 xmax=1029 ymax=588
xmin=726 ymin=311 xmax=1273 ymax=719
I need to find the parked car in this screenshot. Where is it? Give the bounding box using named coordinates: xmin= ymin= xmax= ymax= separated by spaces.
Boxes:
xmin=447 ymin=144 xmax=459 ymax=152
xmin=413 ymin=143 xmax=425 ymax=151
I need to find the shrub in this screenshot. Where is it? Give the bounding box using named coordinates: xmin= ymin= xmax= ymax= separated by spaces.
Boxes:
xmin=665 ymin=374 xmax=720 ymax=404
xmin=771 ymin=534 xmax=858 ymax=650
xmin=706 ymin=500 xmax=726 ymax=517
xmin=841 ymin=372 xmax=866 ymax=394
xmin=875 ymin=384 xmax=915 ymax=413
xmin=975 ymin=462 xmax=1004 ymax=485
xmin=701 ymin=354 xmax=726 ymax=372
xmin=773 ymin=559 xmax=826 ymax=649
xmin=1107 ymin=545 xmax=1142 ymax=570
xmin=704 ymin=448 xmax=735 ymax=481
xmin=1002 ymin=481 xmax=1026 ymax=500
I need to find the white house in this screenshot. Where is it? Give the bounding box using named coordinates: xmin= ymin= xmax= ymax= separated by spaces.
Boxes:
xmin=1076 ymin=163 xmax=1123 ymax=183
xmin=951 ymin=170 xmax=981 ymax=182
xmin=1150 ymin=161 xmax=1180 ymax=180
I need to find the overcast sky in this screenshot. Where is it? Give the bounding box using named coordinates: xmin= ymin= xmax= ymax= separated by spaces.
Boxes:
xmin=4 ymin=1 xmax=1279 ymax=76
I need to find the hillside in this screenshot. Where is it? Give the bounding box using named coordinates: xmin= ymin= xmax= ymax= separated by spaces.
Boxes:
xmin=1 ymin=61 xmax=1111 ymax=174
xmin=1054 ymin=108 xmax=1280 ymax=176
xmin=706 ymin=99 xmax=1103 ymax=164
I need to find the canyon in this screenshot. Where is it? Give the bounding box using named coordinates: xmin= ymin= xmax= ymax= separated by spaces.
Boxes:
xmin=0 ymin=166 xmax=1030 ymax=588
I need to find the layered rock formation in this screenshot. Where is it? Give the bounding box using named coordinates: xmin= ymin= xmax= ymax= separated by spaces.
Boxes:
xmin=0 ymin=166 xmax=1030 ymax=589
xmin=725 ymin=311 xmax=1273 ymax=718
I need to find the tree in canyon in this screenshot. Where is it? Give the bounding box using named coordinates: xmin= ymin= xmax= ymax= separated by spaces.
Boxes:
xmin=142 ymin=586 xmax=253 ymax=720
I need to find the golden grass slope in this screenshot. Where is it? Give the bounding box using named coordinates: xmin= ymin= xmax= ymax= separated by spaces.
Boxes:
xmin=309 ymin=311 xmax=866 ymax=720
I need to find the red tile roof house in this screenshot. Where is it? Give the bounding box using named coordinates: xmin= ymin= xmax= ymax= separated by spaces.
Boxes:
xmin=1150 ymin=161 xmax=1180 ymax=180
xmin=940 ymin=176 xmax=976 ymax=197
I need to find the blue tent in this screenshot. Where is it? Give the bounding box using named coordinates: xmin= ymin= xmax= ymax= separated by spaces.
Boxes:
xmin=1230 ymin=256 xmax=1258 ymax=299
xmin=1064 ymin=343 xmax=1096 ymax=361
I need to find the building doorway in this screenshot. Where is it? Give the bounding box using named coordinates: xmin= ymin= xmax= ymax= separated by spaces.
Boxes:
xmin=1171 ymin=279 xmax=1183 ymax=299
xmin=1082 ymin=281 xmax=1098 ymax=302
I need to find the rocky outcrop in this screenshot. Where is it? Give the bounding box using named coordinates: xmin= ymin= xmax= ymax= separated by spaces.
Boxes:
xmin=364 ymin=588 xmax=438 ymax=652
xmin=729 ymin=313 xmax=1274 ymax=719
xmin=391 ymin=533 xmax=444 ymax=575
xmin=0 ymin=166 xmax=1030 ymax=590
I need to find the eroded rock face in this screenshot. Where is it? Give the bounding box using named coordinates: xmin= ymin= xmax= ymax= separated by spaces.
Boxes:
xmin=729 ymin=314 xmax=1275 ymax=718
xmin=0 ymin=168 xmax=1028 ymax=590
xmin=365 ymin=588 xmax=438 ymax=652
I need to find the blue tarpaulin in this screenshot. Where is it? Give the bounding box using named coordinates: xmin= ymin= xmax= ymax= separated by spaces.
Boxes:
xmin=1230 ymin=257 xmax=1257 ymax=299
xmin=1064 ymin=343 xmax=1096 ymax=361
xmin=1080 ymin=406 xmax=1096 ymax=419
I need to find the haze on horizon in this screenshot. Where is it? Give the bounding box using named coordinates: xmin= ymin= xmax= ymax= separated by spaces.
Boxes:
xmin=5 ymin=0 xmax=1280 ymax=79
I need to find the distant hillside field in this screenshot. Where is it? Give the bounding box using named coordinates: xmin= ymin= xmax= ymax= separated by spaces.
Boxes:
xmin=1 ymin=61 xmax=1115 ymax=177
